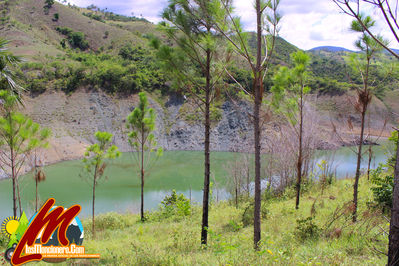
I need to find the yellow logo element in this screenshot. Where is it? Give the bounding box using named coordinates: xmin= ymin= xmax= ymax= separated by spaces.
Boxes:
xmin=1 ymin=216 xmax=20 ymax=238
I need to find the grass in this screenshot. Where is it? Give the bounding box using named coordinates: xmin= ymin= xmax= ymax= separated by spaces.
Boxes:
xmin=1 ymin=176 xmax=386 ymax=265
xmin=4 ymin=0 xmax=152 ymax=58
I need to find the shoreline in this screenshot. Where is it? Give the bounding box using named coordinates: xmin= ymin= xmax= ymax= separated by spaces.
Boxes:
xmin=0 ymin=138 xmax=388 ymax=182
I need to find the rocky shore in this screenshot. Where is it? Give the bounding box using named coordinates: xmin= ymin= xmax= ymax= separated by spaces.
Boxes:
xmin=0 ymin=89 xmax=391 ymax=178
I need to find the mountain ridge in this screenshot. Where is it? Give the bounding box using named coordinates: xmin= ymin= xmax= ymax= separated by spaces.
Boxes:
xmin=309 ymin=46 xmax=355 ymax=53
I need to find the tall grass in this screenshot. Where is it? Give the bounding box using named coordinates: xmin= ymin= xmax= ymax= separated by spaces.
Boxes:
xmin=58 ymin=177 xmax=388 ymax=265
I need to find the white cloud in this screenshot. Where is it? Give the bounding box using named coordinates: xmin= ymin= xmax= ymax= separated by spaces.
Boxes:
xmin=61 ymin=0 xmax=399 ymax=50
xmin=59 ymin=0 xmax=168 ymax=22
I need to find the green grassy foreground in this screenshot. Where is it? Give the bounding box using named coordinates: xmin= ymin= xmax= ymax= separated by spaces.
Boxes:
xmin=80 ymin=177 xmax=388 ymax=265
xmin=0 ymin=177 xmax=388 ymax=265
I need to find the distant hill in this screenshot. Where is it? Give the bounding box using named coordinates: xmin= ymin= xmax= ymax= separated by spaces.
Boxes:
xmin=309 ymin=46 xmax=355 ymax=53
xmin=383 ymin=48 xmax=399 ymax=56
xmin=0 ymin=0 xmax=398 ymax=99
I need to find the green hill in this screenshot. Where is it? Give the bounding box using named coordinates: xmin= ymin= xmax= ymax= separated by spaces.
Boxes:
xmin=0 ymin=0 xmax=398 ymax=102
xmin=3 ymin=0 xmax=151 ymax=55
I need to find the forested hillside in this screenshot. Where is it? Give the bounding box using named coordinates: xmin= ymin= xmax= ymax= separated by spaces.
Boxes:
xmin=1 ymin=0 xmax=397 ymax=98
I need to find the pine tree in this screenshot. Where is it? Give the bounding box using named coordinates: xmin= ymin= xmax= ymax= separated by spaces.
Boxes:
xmin=0 ymin=90 xmax=51 ymax=217
xmin=213 ymin=0 xmax=281 ymax=249
xmin=126 ymin=92 xmax=163 ymax=222
xmin=271 ymin=50 xmax=311 ymax=209
xmin=82 ymin=131 xmax=120 ymax=238
xmin=347 ymin=15 xmax=386 ymax=222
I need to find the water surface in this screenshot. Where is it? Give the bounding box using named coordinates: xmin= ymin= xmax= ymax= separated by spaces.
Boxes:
xmin=0 ymin=144 xmax=392 ymax=220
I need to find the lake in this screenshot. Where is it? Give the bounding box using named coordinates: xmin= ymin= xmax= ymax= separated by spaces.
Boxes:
xmin=0 ymin=143 xmax=393 ymax=220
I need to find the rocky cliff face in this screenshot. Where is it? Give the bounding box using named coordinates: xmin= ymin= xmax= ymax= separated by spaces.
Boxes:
xmin=22 ymin=90 xmax=255 ymax=165
xmin=21 ymin=89 xmax=393 ymax=166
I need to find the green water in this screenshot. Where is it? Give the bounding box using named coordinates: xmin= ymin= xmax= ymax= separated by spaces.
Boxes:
xmin=0 ymin=151 xmax=236 ymax=220
xmin=0 ymin=144 xmax=393 ymax=220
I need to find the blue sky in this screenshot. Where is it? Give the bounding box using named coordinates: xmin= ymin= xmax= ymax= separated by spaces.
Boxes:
xmin=59 ymin=0 xmax=399 ymax=50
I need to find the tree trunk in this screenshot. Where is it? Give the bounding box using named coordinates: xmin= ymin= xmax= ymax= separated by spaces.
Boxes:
xmin=201 ymin=46 xmax=211 ymax=246
xmin=92 ymin=166 xmax=97 ymax=238
xmin=247 ymin=161 xmax=250 ymax=197
xmin=253 ymin=0 xmax=263 ymax=250
xmin=11 ymin=147 xmax=17 ymax=217
xmin=253 ymin=79 xmax=261 ymax=249
xmin=353 ymin=109 xmax=366 ymax=222
xmin=12 ymin=173 xmax=16 ymax=217
xmin=295 ymin=91 xmax=304 ymax=209
xmin=35 ymin=177 xmax=38 ymax=212
xmin=388 ymin=131 xmax=399 ymax=265
xmin=235 ymin=185 xmax=238 ymax=208
xmin=16 ymin=176 xmax=22 ymax=217
xmin=367 ymin=145 xmax=372 ymax=180
xmin=141 ymin=139 xmax=145 ymax=222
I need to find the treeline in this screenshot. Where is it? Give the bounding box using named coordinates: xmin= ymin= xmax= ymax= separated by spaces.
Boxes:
xmin=20 ymin=44 xmax=166 ymax=94
xmin=84 ymin=4 xmax=148 ymax=23
xmin=19 ymin=41 xmax=398 ymax=99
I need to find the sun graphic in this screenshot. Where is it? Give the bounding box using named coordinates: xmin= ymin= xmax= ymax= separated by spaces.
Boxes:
xmin=1 ymin=216 xmax=20 ymax=238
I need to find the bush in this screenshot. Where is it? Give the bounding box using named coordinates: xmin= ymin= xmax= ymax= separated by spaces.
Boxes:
xmin=210 ymin=104 xmax=222 ymax=122
xmin=223 ymin=220 xmax=242 ymax=232
xmin=119 ymin=45 xmax=146 ymax=61
xmin=21 ymin=62 xmax=44 ymax=71
xmin=370 ymin=164 xmax=393 ymax=211
xmin=0 ymin=233 xmax=7 ymax=248
xmin=69 ymin=32 xmax=89 ymax=50
xmin=56 ymin=27 xmax=89 ymax=50
xmin=27 ymin=78 xmax=46 ymax=94
xmin=44 ymin=0 xmax=54 ymax=9
xmin=157 ymin=190 xmax=191 ymax=219
xmin=83 ymin=12 xmax=105 ymax=22
xmin=295 ymin=217 xmax=320 ymax=240
xmin=56 ymin=26 xmax=73 ymax=35
xmin=242 ymin=202 xmax=268 ymax=227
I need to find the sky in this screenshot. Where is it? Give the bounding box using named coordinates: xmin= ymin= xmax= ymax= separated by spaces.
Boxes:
xmin=60 ymin=0 xmax=399 ymax=50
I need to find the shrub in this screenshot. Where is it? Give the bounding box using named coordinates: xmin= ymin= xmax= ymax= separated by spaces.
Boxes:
xmin=119 ymin=45 xmax=146 ymax=61
xmin=370 ymin=164 xmax=393 ymax=211
xmin=27 ymin=78 xmax=46 ymax=94
xmin=56 ymin=27 xmax=89 ymax=50
xmin=91 ymin=62 xmax=125 ymax=92
xmin=44 ymin=0 xmax=54 ymax=9
xmin=295 ymin=217 xmax=320 ymax=240
xmin=210 ymin=104 xmax=223 ymax=122
xmin=223 ymin=220 xmax=242 ymax=232
xmin=242 ymin=202 xmax=268 ymax=227
xmin=0 ymin=233 xmax=7 ymax=248
xmin=69 ymin=32 xmax=89 ymax=50
xmin=20 ymin=62 xmax=44 ymax=71
xmin=53 ymin=13 xmax=59 ymax=21
xmin=83 ymin=12 xmax=105 ymax=22
xmin=60 ymin=39 xmax=66 ymax=49
xmin=56 ymin=26 xmax=73 ymax=35
xmin=158 ymin=190 xmax=191 ymax=219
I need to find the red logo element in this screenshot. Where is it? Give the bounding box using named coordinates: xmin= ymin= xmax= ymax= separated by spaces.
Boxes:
xmin=11 ymin=198 xmax=81 ymax=265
